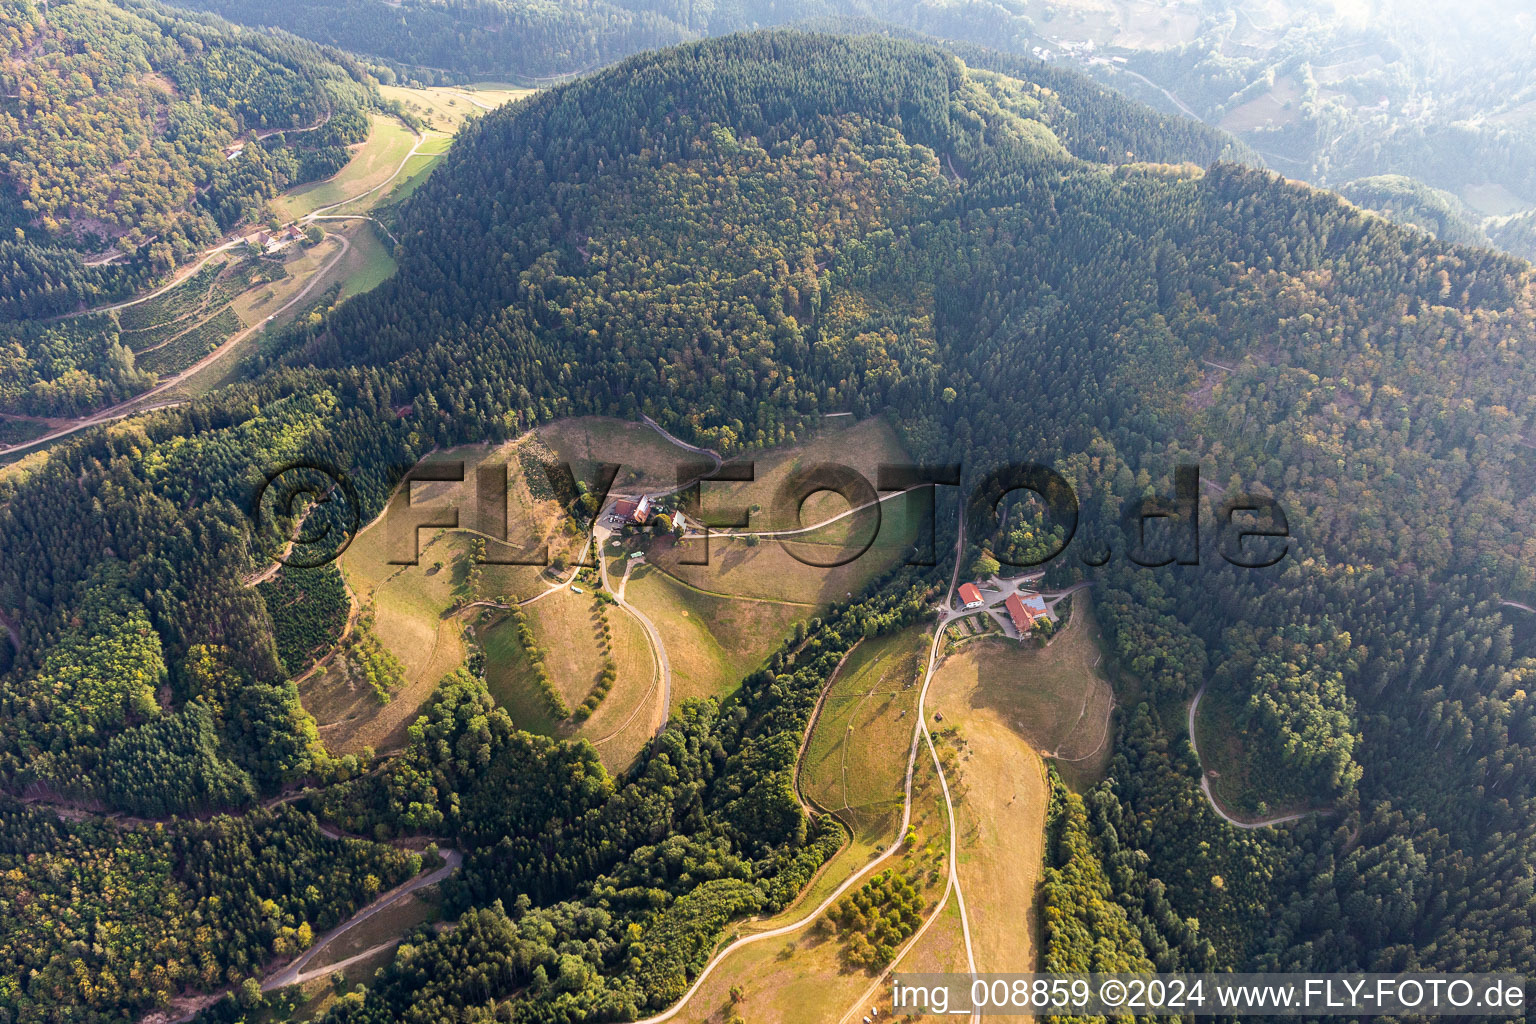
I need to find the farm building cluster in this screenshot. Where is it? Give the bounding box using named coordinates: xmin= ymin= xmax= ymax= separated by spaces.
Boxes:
xmin=246 ymin=225 xmax=303 ymax=254
xmin=953 ymin=578 xmax=1055 ymax=640
xmin=603 ymin=494 xmax=686 ymax=533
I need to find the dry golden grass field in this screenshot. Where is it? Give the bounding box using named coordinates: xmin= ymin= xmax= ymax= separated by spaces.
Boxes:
xmin=922 ymin=596 xmax=1117 ymax=976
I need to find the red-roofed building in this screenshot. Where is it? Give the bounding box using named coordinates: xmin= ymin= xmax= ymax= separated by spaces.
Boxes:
xmin=1004 ymin=592 xmax=1051 ymax=634
xmin=958 ymin=583 xmax=984 ymax=609
xmin=609 ymin=495 xmax=651 ymax=524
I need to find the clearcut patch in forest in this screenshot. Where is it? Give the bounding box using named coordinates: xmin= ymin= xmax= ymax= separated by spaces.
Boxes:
xmin=1190 ymin=683 xmax=1316 ymax=821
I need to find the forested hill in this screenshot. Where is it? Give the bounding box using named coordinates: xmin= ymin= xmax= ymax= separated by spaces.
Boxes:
xmin=1 ymin=28 xmax=1536 ymax=1021
xmin=161 ymin=0 xmax=1054 ymax=85
xmin=290 ymin=31 xmax=1536 ymax=1009
xmin=0 ymin=0 xmax=380 ymax=320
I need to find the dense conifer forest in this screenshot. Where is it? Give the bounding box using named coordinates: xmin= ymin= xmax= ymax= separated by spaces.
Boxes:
xmin=1 ymin=25 xmax=1534 ymax=1022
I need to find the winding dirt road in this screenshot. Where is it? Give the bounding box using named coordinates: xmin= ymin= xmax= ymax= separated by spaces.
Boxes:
xmin=626 ymin=514 xmax=979 ymax=1024
xmin=263 ymin=848 xmax=461 ymax=991
xmin=603 ymin=549 xmax=671 ymax=738
xmin=1187 ymin=686 xmax=1307 ymax=829
xmin=7 ymin=234 xmax=352 ymax=457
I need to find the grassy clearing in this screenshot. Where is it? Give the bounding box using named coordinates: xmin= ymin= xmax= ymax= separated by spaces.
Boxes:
xmin=898 ymin=896 xmax=969 ymax=977
xmin=228 ymin=236 xmax=342 ymax=325
xmin=309 ymin=437 xmax=591 ymax=751
xmin=308 ymin=888 xmax=440 ymax=973
xmin=919 ymin=598 xmax=1119 ymax=974
xmin=480 ymin=609 xmax=559 ymax=735
xmin=949 ymin=597 xmax=1116 ymax=784
xmin=624 ymin=563 xmax=803 ymax=704
xmin=1462 ymin=182 xmax=1531 ymax=217
xmin=640 ymin=416 xmax=921 ymax=605
xmin=1190 ymin=683 xmax=1315 ymax=819
xmin=539 ymin=415 xmax=706 ymax=496
xmin=800 ymin=628 xmax=926 ymax=843
xmin=316 ymin=524 xmax=468 ymax=754
xmin=523 ymin=589 xmax=607 ymax=706
xmin=273 ymin=115 xmax=417 ymax=221
xmin=0 ymin=416 xmax=49 ymax=447
xmin=709 ymin=416 xmax=909 ymax=520
xmin=1191 ymin=683 xmax=1263 ymax=812
xmin=574 ymin=595 xmax=658 ymax=768
xmin=1219 ymin=74 xmax=1304 ymax=132
xmin=265 ymin=942 xmax=396 ymax=1023
xmin=927 ymin=693 xmax=1048 ymax=976
xmin=647 ymin=486 xmax=922 ymax=606
xmin=382 ymin=153 xmax=441 ymax=206
xmin=379 ymin=83 xmax=534 ymax=134
xmin=670 ymin=754 xmax=953 ymax=1024
xmin=335 ymin=225 xmax=397 ymax=300
xmin=478 ymin=594 xmax=657 ymax=770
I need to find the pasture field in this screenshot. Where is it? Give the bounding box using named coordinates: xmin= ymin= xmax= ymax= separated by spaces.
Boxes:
xmin=1462 ymin=182 xmax=1531 ymax=217
xmin=705 ymin=416 xmax=908 ymax=522
xmin=646 ymin=487 xmax=923 ymax=606
xmin=800 ymin=628 xmax=927 ymax=843
xmin=949 ymin=597 xmax=1116 ymax=784
xmin=272 ymin=115 xmax=418 ymax=220
xmin=382 ymin=153 xmax=440 ymax=206
xmin=379 ymin=83 xmax=534 ymax=133
xmin=1219 ymin=74 xmax=1304 ymax=132
xmin=539 ymin=415 xmax=707 ymax=496
xmin=229 ymin=234 xmax=344 ymax=325
xmin=477 ymin=586 xmax=657 ymax=768
xmin=314 ymin=524 xmax=468 ymax=753
xmin=623 ymin=562 xmax=804 ymax=703
xmin=480 ymin=610 xmax=559 ymax=735
xmin=920 ymin=597 xmax=1119 ymax=975
xmin=336 ymin=225 xmax=398 ymax=299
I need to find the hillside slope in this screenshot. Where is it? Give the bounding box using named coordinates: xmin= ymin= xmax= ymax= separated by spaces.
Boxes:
xmin=2 ymin=29 xmax=1535 ymax=1022
xmin=283 ymin=30 xmax=1536 ymax=1012
xmin=0 ymin=0 xmax=378 ymax=320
